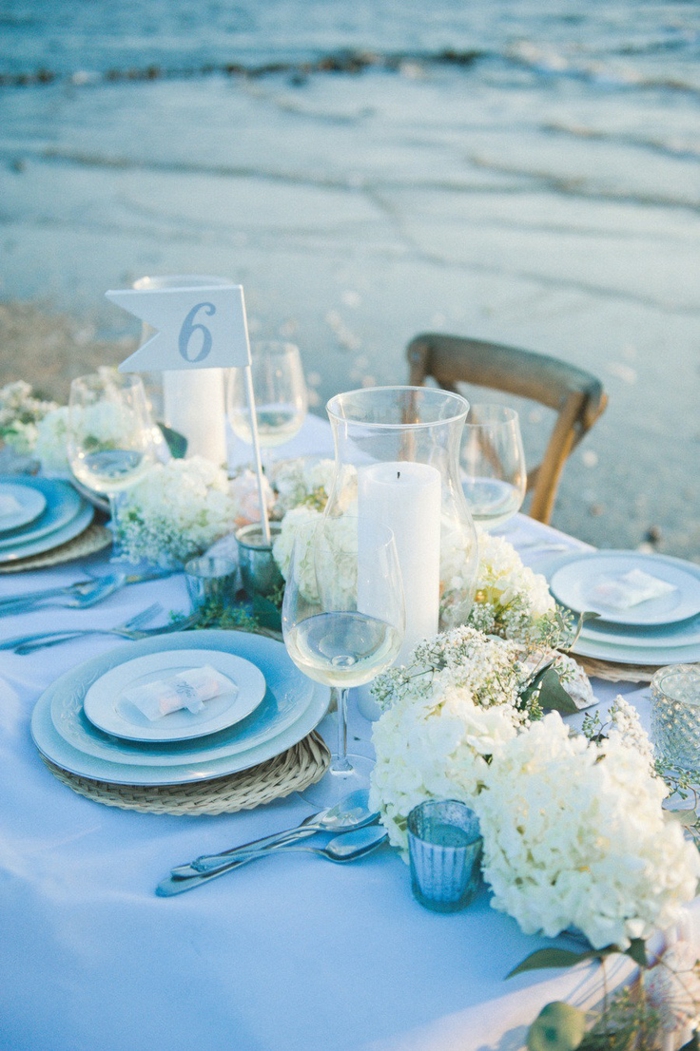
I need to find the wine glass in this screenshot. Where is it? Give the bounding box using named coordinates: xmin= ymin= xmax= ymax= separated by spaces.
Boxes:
xmin=67 ymin=368 xmax=158 ymax=554
xmin=282 ymin=516 xmax=405 ymax=807
xmin=227 ymin=340 xmax=308 ymax=475
xmin=460 ymin=404 xmax=527 ymax=531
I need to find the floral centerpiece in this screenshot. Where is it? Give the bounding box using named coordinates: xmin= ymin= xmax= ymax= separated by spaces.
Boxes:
xmin=115 ymin=456 xmax=238 ymax=567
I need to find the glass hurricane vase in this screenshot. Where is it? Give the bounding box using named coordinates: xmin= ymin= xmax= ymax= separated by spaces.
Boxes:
xmin=325 ymin=386 xmax=478 ymax=667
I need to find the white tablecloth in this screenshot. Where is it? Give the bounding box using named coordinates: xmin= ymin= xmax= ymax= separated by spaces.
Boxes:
xmin=0 ymin=417 xmax=686 ymax=1051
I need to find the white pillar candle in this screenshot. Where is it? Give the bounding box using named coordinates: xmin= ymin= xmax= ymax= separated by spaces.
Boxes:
xmin=163 ymin=368 xmax=227 ymax=466
xmin=357 ymin=461 xmax=441 ymax=666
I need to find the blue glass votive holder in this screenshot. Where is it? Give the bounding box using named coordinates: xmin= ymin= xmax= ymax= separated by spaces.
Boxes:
xmin=407 ymin=799 xmax=483 ymax=913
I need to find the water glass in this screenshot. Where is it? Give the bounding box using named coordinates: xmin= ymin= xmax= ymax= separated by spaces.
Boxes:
xmin=651 ymin=664 xmax=700 ymax=774
xmin=407 ymin=799 xmax=483 ymax=912
xmin=227 ymin=340 xmax=308 ymax=471
xmin=184 ymin=556 xmax=238 ymax=613
xmin=460 ymin=404 xmax=526 ymax=531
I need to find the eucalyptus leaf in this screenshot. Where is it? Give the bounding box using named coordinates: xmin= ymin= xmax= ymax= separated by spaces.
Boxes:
xmin=624 ymin=938 xmax=647 ymax=969
xmin=667 ymin=808 xmax=699 ymax=827
xmin=158 ymin=422 xmax=188 ymax=459
xmin=507 ymin=947 xmax=599 ymax=978
xmin=534 ymin=667 xmax=579 ymax=715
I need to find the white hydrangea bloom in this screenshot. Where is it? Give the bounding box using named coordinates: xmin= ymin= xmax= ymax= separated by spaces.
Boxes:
xmin=469 ymin=533 xmax=557 ymax=643
xmin=369 ymin=627 xmax=528 ymax=850
xmin=0 ymin=381 xmax=59 ymax=454
xmin=273 ymin=458 xmax=338 ymax=515
xmin=116 ymin=456 xmax=236 ymax=566
xmin=476 ymin=713 xmax=700 ymax=950
xmin=273 ymin=508 xmax=358 ymax=605
xmin=34 ymin=407 xmax=70 ymax=476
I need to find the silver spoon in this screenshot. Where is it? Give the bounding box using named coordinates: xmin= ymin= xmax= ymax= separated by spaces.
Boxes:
xmin=171 ymin=788 xmax=379 ymax=878
xmin=156 ymin=826 xmax=388 ymax=897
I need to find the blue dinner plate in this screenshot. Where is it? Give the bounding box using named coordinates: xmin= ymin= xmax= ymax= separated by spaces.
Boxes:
xmin=0 ymin=476 xmax=86 ymax=552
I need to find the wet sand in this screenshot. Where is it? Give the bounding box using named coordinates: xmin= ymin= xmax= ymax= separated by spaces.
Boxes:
xmin=1 ymin=296 xmax=698 ymax=564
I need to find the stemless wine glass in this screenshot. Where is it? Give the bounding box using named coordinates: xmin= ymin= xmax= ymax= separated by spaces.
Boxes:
xmin=282 ymin=516 xmax=405 ymax=807
xmin=460 ymin=404 xmax=526 ymax=531
xmin=67 ymin=368 xmax=158 ymax=554
xmin=227 ymin=340 xmax=308 ymax=473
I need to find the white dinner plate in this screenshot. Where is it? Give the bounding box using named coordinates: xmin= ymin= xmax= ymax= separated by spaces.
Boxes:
xmin=0 ymin=477 xmax=84 ymax=550
xmin=550 ymin=551 xmax=700 ymax=626
xmin=579 ymin=613 xmax=700 ymax=650
xmin=570 ymin=633 xmax=700 ymax=666
xmin=36 ymin=630 xmax=329 ymax=783
xmin=83 ymin=649 xmax=267 ymax=742
xmin=0 ymin=482 xmax=46 ymax=533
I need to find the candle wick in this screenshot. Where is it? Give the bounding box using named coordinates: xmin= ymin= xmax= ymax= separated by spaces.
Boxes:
xmin=397 ymin=471 xmax=400 ymax=480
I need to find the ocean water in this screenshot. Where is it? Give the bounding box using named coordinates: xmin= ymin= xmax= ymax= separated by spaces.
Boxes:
xmin=1 ymin=0 xmax=699 ymax=554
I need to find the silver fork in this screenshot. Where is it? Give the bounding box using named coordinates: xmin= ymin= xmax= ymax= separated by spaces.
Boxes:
xmin=0 ymin=602 xmax=166 ymax=653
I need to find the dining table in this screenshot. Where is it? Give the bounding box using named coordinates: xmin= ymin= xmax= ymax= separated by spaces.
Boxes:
xmin=1 ymin=413 xmax=698 ymax=1051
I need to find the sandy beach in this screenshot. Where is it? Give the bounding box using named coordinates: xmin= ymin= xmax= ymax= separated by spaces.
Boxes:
xmin=1 ymin=1 xmax=698 ymax=560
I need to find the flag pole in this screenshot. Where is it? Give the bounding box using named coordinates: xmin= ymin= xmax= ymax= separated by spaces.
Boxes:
xmin=243 ymin=363 xmax=271 ymax=545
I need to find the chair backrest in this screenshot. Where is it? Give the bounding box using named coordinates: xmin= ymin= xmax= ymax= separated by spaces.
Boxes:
xmin=407 ymin=333 xmax=608 ymax=524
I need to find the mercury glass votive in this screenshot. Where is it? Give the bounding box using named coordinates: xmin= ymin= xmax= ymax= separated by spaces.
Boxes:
xmin=407 ymin=799 xmax=483 ymax=913
xmin=651 ymin=664 xmax=700 ymax=774
xmin=235 ymin=522 xmax=284 ymax=630
xmin=184 ymin=555 xmax=238 ymax=613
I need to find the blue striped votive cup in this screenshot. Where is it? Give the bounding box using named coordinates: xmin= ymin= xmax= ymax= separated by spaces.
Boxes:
xmin=407 ymin=799 xmax=483 ymax=913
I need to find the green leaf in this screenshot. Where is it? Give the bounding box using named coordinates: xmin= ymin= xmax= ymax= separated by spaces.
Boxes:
xmin=536 ymin=667 xmax=579 ymax=715
xmin=667 ymin=808 xmax=698 ymax=827
xmin=507 ymin=942 xmax=623 ymax=979
xmin=527 ymin=1002 xmax=587 ymax=1051
xmin=624 ymin=938 xmax=648 ymax=969
xmin=158 ymin=422 xmax=188 ymax=459
xmin=507 ymin=947 xmax=598 ymax=978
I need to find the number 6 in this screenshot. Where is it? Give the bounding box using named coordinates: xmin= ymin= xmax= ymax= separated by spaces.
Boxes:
xmin=178 ymin=301 xmax=215 ymax=362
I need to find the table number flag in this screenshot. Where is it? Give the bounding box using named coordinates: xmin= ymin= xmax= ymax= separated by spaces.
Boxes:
xmin=106 ymin=282 xmax=271 ymax=541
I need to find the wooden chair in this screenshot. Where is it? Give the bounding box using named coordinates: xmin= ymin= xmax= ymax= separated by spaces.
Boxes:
xmin=407 ymin=333 xmax=608 ymax=524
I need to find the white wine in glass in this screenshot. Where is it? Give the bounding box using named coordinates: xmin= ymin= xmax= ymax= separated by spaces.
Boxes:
xmin=282 ymin=516 xmax=405 ymax=807
xmin=67 ymin=369 xmax=158 ymax=552
xmin=227 ymin=341 xmax=308 ymax=469
xmin=460 ymin=404 xmax=526 ymax=531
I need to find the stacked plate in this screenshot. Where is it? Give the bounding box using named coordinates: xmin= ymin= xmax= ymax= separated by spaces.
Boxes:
xmin=0 ymin=475 xmax=94 ymax=564
xmin=31 ymin=630 xmax=330 ymax=786
xmin=544 ymin=550 xmax=700 ymax=666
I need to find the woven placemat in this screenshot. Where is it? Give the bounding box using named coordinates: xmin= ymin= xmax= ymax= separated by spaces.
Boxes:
xmin=40 ymin=730 xmax=331 ymax=815
xmin=573 ymin=654 xmax=659 ymax=684
xmin=0 ymin=523 xmax=112 ymax=573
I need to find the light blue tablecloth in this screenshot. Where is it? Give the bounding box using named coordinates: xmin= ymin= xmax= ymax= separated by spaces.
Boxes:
xmin=0 ymin=417 xmax=683 ymax=1051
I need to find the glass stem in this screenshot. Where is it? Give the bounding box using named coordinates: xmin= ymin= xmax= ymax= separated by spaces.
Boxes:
xmin=331 ymin=686 xmax=352 ymax=774
xmin=107 ymin=492 xmax=123 ymax=560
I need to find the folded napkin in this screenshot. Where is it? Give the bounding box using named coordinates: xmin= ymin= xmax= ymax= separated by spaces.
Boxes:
xmin=0 ymin=493 xmax=23 ymax=518
xmin=589 ymin=568 xmax=676 ymax=611
xmin=122 ymin=665 xmax=236 ymax=721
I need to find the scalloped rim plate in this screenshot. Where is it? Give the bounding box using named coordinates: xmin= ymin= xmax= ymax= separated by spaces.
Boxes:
xmin=34 ymin=630 xmax=329 ymax=784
